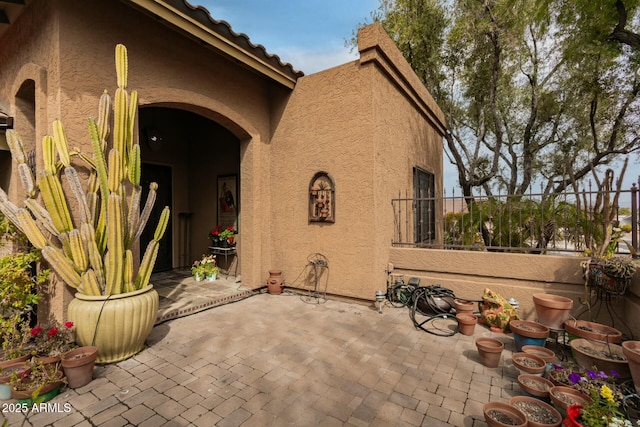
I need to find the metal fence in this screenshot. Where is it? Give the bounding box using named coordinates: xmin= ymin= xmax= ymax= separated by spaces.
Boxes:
xmin=391 ymin=183 xmax=639 ymax=255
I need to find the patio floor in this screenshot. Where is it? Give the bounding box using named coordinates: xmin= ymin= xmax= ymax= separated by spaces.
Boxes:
xmin=2 ymin=278 xmax=549 ymax=427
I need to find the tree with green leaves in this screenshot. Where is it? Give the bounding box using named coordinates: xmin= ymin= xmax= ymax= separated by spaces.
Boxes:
xmin=355 ymin=0 xmax=640 ymax=200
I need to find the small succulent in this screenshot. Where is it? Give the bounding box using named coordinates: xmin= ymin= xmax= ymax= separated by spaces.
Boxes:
xmin=594 ymin=256 xmax=637 ymax=280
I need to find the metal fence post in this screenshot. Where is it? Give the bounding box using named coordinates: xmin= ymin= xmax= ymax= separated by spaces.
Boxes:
xmin=633 ymin=180 xmax=638 ymax=256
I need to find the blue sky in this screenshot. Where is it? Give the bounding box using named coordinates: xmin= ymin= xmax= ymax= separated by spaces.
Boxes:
xmin=197 ymin=0 xmax=379 ymax=74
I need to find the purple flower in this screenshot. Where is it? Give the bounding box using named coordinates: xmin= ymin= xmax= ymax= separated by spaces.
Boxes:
xmin=553 ymin=364 xmax=563 ymax=371
xmin=610 ymin=370 xmax=620 ymax=378
xmin=568 ymin=373 xmax=582 ymax=384
xmin=587 ymin=370 xmax=597 ymax=379
xmin=597 ymin=371 xmax=608 ymax=379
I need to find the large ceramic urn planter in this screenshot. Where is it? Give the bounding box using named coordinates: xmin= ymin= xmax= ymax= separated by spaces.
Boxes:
xmin=532 ymin=293 xmax=573 ymax=330
xmin=68 ymin=285 xmax=159 ymax=364
xmin=476 ymin=337 xmax=504 ymax=368
xmin=570 ymin=338 xmax=630 ymax=378
xmin=563 ymin=319 xmax=622 ymax=343
xmin=509 ymin=320 xmax=550 ymax=352
xmin=622 ymin=341 xmax=640 ymax=393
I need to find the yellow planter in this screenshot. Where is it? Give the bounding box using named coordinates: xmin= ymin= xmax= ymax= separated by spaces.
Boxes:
xmin=67 ymin=285 xmax=158 ymax=364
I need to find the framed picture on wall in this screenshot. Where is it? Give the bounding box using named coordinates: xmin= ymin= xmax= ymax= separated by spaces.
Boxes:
xmin=217 ymin=174 xmax=238 ymax=229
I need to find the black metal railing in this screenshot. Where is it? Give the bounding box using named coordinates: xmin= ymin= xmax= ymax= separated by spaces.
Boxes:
xmin=392 ymin=183 xmax=639 ymax=255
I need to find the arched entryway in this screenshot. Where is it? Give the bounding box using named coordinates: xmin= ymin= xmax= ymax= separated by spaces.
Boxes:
xmin=138 ymin=106 xmax=240 ymax=273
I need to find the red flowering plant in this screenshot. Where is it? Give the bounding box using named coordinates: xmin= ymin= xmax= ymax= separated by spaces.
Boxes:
xmin=209 ymin=225 xmax=237 ymax=246
xmin=29 ymin=319 xmax=76 ymax=357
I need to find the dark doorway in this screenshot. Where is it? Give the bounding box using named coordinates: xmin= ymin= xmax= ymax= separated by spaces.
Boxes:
xmin=141 ymin=164 xmax=172 ymax=272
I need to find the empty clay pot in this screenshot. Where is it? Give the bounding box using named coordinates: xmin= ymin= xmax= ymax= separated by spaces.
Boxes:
xmin=454 ymin=299 xmax=476 ymax=314
xmin=521 ymin=345 xmax=556 ymax=364
xmin=517 ymin=374 xmax=554 ymax=400
xmin=564 ymin=319 xmax=622 ymax=343
xmin=622 ymin=341 xmax=640 ymax=392
xmin=476 ymin=337 xmax=504 ymax=368
xmin=456 ymin=313 xmax=478 ymax=336
xmin=509 ymin=395 xmax=562 ymax=427
xmin=532 ymin=293 xmax=573 ymax=330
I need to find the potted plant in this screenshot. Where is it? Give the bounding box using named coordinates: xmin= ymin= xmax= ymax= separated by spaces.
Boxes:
xmin=587 ymin=255 xmax=636 ymax=296
xmin=29 ymin=320 xmax=76 ymax=363
xmin=191 ymin=254 xmax=219 ymax=281
xmin=209 ymin=225 xmax=237 ymax=247
xmin=0 ymin=45 xmax=170 ymax=364
xmin=0 ymin=316 xmax=33 ymax=365
xmin=9 ymin=359 xmax=64 ymax=405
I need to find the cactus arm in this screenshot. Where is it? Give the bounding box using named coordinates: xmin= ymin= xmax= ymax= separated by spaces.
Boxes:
xmin=123 ymin=250 xmax=134 ymax=293
xmin=81 ymin=223 xmax=105 ymax=291
xmin=89 ymin=118 xmax=110 ymax=250
xmin=17 ymin=164 xmax=36 ymax=198
xmin=154 ymin=207 xmax=170 ymax=241
xmin=80 ymin=270 xmax=101 ymax=296
xmin=135 ymin=240 xmax=158 ymax=290
xmin=5 ymin=129 xmax=26 ymax=164
xmin=128 ymin=144 xmax=141 ymax=187
xmin=68 ymin=229 xmax=88 ymax=273
xmin=15 ymin=209 xmax=47 ymax=249
xmin=113 ymin=88 xmax=128 ymax=164
xmin=104 ymin=193 xmax=124 ymax=295
xmin=64 ymin=167 xmax=92 ymax=225
xmin=24 ymin=198 xmax=58 ymax=237
xmin=42 ymin=135 xmax=56 ymax=175
xmin=52 ymin=120 xmax=71 ymax=167
xmin=116 ymin=44 xmax=128 ymax=89
xmin=38 ymin=173 xmax=74 ymax=234
xmin=42 ymin=246 xmax=82 ymax=289
xmin=126 ymin=186 xmax=141 ymax=247
xmin=97 ymin=90 xmax=111 ymax=148
xmin=0 ymin=188 xmax=21 ymax=226
xmin=132 ymin=182 xmax=157 ymax=244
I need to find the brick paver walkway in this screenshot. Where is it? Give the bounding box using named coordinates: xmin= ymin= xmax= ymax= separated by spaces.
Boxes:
xmin=2 ymin=292 xmax=522 ymax=426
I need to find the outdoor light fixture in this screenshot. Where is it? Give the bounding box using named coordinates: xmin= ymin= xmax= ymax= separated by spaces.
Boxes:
xmin=0 ymin=112 xmax=13 ymax=152
xmin=375 ymin=290 xmax=386 ymax=314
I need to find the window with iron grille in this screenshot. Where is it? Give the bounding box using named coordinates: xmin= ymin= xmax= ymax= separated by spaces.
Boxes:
xmin=413 ymin=167 xmax=435 ymax=244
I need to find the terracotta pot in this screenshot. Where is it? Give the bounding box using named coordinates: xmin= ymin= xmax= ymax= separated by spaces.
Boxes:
xmin=454 ymin=299 xmax=476 ymax=314
xmin=0 ymin=354 xmax=31 ymax=369
xmin=549 ymin=386 xmax=592 ymax=415
xmin=521 ymin=345 xmax=555 ymax=364
xmin=509 ymin=395 xmax=562 ymax=427
xmin=456 ymin=313 xmax=477 ymax=336
xmin=517 ymin=374 xmax=554 ymax=400
xmin=0 ymin=361 xmax=30 ymax=384
xmin=622 ymin=341 xmax=640 ymax=393
xmin=483 ymin=401 xmax=527 ymax=427
xmin=61 ymin=346 xmax=98 ymax=388
xmin=563 ymin=319 xmax=622 ymax=343
xmin=267 ymin=270 xmax=284 ymax=294
xmin=34 ymin=354 xmax=62 ymax=368
xmin=509 ymin=320 xmax=550 ymax=352
xmin=512 ymin=352 xmax=546 ymax=376
xmin=532 ymin=293 xmax=573 ymax=330
xmin=68 ymin=285 xmax=159 ymax=364
xmin=11 ymin=370 xmax=64 ymax=401
xmin=570 ymin=338 xmax=630 ymax=378
xmin=476 ymin=337 xmax=504 ymax=368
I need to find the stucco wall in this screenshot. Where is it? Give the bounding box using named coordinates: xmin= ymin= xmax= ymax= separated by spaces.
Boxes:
xmin=0 ymin=0 xmax=286 ymax=318
xmin=269 ymin=24 xmax=445 ymax=300
xmin=388 ymin=247 xmax=640 ymax=339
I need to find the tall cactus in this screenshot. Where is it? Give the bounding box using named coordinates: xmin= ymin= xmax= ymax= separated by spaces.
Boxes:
xmin=0 ymin=44 xmax=170 ymax=296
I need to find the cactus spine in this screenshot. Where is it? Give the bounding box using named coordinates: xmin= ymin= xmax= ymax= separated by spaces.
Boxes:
xmin=0 ymin=44 xmax=169 ymax=296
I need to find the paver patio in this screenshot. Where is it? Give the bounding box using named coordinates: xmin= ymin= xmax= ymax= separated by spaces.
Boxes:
xmin=2 ymin=285 xmax=529 ymax=426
